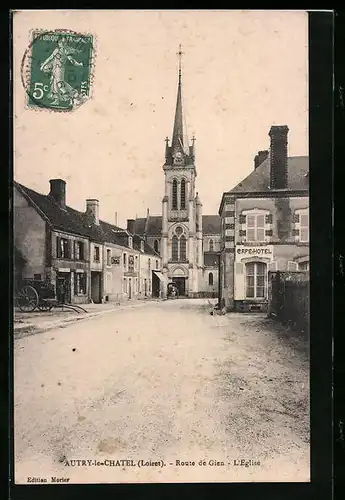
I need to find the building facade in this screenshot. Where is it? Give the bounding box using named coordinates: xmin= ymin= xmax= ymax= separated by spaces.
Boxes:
xmin=129 ymin=48 xmax=221 ymax=298
xmin=219 ymin=125 xmax=309 ymax=312
xmin=14 ymin=179 xmax=161 ymax=305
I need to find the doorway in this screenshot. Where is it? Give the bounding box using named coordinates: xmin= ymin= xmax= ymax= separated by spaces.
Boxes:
xmin=152 ymin=272 xmax=160 ymax=298
xmin=91 ymin=271 xmax=102 ymax=303
xmin=174 ymin=277 xmax=186 ymax=296
xmin=56 ymin=272 xmax=71 ymax=303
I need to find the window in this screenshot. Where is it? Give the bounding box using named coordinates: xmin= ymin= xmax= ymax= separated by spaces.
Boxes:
xmin=123 ymin=253 xmax=127 ymax=268
xmin=300 ymin=213 xmax=309 ymax=242
xmin=128 ymin=255 xmax=134 ymax=272
xmin=75 ymin=241 xmax=84 ymax=261
xmin=240 ymin=212 xmax=271 ymax=242
xmin=56 ymin=237 xmax=71 ymax=259
xmin=135 ymin=255 xmax=138 ymax=270
xmin=123 ymin=278 xmax=127 ymax=293
xmin=180 ymin=235 xmax=186 ymax=261
xmin=74 ymin=272 xmax=87 ymax=295
xmin=172 ymin=179 xmax=178 ymax=209
xmin=209 ymin=239 xmax=214 ymax=252
xmin=299 ymin=261 xmax=309 ymax=271
xmin=293 ymin=209 xmax=309 ymax=243
xmin=154 ymin=239 xmax=159 ymax=253
xmin=288 ymin=261 xmax=299 ymax=271
xmin=106 ymin=249 xmax=111 ymax=266
xmin=180 ymin=179 xmax=186 ymax=209
xmin=156 ymin=260 xmax=159 ymax=269
xmin=172 ymin=235 xmax=178 ymax=261
xmin=128 ymin=236 xmax=133 ymax=248
xmin=140 ymin=241 xmax=145 ymax=252
xmin=245 ymin=262 xmax=266 ymax=298
xmin=93 ymin=246 xmax=100 ymax=262
xmin=171 ymin=226 xmax=187 ymax=262
xmin=149 ymin=280 xmax=151 ymax=293
xmin=148 ymin=258 xmax=151 ymax=271
xmin=34 ymin=274 xmax=41 ymax=280
xmin=247 ymin=214 xmax=265 ymax=242
xmin=208 ymin=272 xmax=214 ymax=286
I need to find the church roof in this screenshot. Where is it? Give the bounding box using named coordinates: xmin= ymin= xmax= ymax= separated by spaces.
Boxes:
xmin=202 ymin=215 xmax=221 ymax=234
xmin=133 ymin=215 xmax=221 ymax=236
xmin=229 ymin=156 xmax=309 ymax=194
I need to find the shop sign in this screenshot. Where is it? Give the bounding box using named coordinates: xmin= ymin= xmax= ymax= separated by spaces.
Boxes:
xmin=236 ymin=245 xmax=273 ymax=261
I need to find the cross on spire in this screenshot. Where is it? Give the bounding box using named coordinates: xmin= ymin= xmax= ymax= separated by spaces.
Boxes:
xmin=177 ymin=44 xmax=184 ymax=83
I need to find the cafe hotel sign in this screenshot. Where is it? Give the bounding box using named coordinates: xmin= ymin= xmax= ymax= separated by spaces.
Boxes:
xmin=235 ymin=245 xmax=274 ymax=262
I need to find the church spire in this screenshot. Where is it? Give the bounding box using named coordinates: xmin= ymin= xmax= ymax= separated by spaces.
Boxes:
xmin=171 ymin=45 xmax=185 ymax=152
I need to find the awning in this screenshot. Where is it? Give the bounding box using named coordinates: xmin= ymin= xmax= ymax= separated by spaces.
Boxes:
xmin=153 ymin=271 xmax=170 ymax=284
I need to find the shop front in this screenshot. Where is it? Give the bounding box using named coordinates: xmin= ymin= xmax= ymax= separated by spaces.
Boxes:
xmin=234 ymin=245 xmax=276 ymax=312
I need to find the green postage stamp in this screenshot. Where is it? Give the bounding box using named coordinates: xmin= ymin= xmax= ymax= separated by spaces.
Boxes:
xmin=21 ymin=30 xmax=94 ymax=111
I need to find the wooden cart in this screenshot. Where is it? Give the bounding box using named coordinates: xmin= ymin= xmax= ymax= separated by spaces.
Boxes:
xmin=15 ymin=278 xmax=57 ymax=312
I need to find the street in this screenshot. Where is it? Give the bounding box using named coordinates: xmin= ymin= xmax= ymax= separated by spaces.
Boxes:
xmin=14 ymin=299 xmax=310 ymax=483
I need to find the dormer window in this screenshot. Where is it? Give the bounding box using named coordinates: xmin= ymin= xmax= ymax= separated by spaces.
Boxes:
xmin=140 ymin=240 xmax=145 ymax=252
xmin=128 ymin=236 xmax=133 ymax=248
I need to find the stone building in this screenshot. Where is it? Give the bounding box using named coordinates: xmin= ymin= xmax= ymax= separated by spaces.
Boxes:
xmin=129 ymin=47 xmax=221 ymax=298
xmin=218 ymin=125 xmax=309 ymax=312
xmin=14 ymin=179 xmax=161 ymax=304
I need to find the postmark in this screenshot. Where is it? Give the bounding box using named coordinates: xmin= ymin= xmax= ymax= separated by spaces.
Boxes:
xmin=21 ymin=29 xmax=94 ymax=112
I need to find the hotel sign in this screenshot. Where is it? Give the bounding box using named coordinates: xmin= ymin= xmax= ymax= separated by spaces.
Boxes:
xmin=236 ymin=245 xmax=273 ymax=261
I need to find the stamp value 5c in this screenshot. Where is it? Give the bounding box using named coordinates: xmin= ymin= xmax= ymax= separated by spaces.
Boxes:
xmin=22 ymin=30 xmax=94 ymax=112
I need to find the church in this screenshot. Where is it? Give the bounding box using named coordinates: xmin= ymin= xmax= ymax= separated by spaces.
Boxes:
xmin=127 ymin=47 xmax=221 ymax=298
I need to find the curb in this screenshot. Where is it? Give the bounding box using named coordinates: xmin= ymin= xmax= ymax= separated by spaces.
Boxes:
xmin=14 ymin=299 xmax=162 ymax=339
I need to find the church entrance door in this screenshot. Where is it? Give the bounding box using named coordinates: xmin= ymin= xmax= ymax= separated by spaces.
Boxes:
xmin=174 ymin=277 xmax=186 ymax=296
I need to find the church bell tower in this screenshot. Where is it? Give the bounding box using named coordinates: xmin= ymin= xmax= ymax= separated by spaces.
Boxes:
xmin=161 ymin=45 xmax=203 ymax=297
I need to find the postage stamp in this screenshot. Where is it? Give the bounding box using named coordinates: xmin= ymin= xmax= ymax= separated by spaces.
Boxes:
xmin=21 ymin=30 xmax=94 ymax=112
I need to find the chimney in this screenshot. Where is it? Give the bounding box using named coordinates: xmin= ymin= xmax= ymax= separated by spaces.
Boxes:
xmin=49 ymin=179 xmax=66 ymax=209
xmin=269 ymin=125 xmax=289 ymax=189
xmin=86 ymin=199 xmax=100 ymax=225
xmin=114 ymin=211 xmax=118 ymax=226
xmin=127 ymin=219 xmax=135 ymax=234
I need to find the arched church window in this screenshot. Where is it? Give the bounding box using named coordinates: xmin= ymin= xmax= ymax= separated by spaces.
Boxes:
xmin=172 ymin=235 xmax=178 ymax=261
xmin=154 ymin=239 xmax=159 ymax=253
xmin=180 ymin=235 xmax=186 ymax=261
xmin=172 ymin=179 xmax=178 ymax=210
xmin=209 ymin=239 xmax=214 ymax=252
xmin=209 ymin=272 xmax=214 ymax=286
xmin=180 ymin=179 xmax=186 ymax=209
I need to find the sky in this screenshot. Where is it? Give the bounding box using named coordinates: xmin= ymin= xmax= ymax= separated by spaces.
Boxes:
xmin=14 ymin=10 xmax=308 ymax=228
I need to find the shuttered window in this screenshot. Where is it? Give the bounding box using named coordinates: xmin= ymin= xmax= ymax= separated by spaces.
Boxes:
xmin=240 ymin=211 xmax=272 ymax=242
xmin=247 ymin=214 xmax=265 ymax=242
xmin=300 ymin=214 xmax=309 ymax=242
xmin=293 ymin=209 xmax=309 ymax=243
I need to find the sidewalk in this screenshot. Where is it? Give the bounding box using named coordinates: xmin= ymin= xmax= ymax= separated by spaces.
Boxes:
xmin=13 ymin=298 xmax=161 ymax=339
